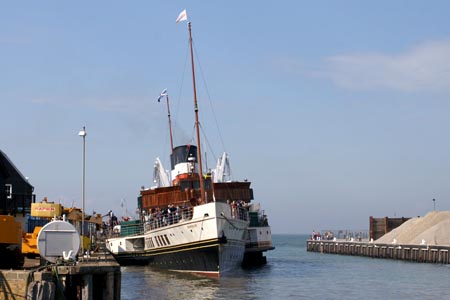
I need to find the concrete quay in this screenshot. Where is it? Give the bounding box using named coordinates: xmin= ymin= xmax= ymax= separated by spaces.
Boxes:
xmin=307 ymin=239 xmax=450 ymax=264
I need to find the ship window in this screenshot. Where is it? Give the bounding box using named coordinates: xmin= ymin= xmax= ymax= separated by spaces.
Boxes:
xmin=5 ymin=184 xmax=12 ymax=199
xmin=159 ymin=235 xmax=166 ymax=246
xmin=180 ymin=180 xmax=200 ymax=191
xmin=204 ymin=180 xmax=211 ymax=190
xmin=164 ymin=234 xmax=170 ymax=245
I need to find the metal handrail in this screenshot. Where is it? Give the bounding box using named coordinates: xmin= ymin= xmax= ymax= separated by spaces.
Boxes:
xmin=144 ymin=208 xmax=194 ymax=231
xmin=104 ymin=205 xmax=251 ymax=239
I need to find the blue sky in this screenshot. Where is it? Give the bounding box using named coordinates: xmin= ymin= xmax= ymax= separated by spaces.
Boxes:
xmin=2 ymin=1 xmax=450 ymax=234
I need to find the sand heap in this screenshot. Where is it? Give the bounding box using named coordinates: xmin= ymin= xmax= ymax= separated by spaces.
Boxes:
xmin=375 ymin=211 xmax=450 ymax=246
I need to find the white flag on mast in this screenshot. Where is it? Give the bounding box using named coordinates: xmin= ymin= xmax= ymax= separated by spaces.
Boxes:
xmin=176 ymin=9 xmax=188 ymax=23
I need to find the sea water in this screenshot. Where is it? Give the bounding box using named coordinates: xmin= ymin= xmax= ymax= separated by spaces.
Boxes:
xmin=121 ymin=234 xmax=450 ymax=300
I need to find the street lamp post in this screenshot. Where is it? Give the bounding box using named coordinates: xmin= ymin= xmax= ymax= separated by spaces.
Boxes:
xmin=78 ymin=126 xmax=87 ymax=256
xmin=433 ymin=198 xmax=436 ymax=211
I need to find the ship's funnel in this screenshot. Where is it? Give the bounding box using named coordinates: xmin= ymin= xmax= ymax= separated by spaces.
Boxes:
xmin=170 ymin=145 xmax=198 ymax=184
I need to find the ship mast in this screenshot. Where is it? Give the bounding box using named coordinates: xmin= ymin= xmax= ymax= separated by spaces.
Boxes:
xmin=165 ymin=93 xmax=174 ymax=153
xmin=188 ymin=21 xmax=206 ymax=204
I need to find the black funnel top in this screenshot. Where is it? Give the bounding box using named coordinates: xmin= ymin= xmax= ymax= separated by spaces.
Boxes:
xmin=170 ymin=145 xmax=198 ymax=169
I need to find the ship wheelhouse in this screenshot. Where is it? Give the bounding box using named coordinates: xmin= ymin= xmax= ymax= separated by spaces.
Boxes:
xmin=139 ymin=145 xmax=253 ymax=213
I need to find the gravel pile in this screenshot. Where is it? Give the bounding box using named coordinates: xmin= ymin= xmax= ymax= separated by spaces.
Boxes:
xmin=375 ymin=211 xmax=450 ymax=246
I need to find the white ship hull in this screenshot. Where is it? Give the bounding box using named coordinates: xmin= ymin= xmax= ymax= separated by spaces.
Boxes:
xmin=106 ymin=202 xmax=248 ymax=276
xmin=243 ymin=205 xmax=275 ymax=266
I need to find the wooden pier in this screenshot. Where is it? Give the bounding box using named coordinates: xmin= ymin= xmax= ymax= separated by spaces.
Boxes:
xmin=307 ymin=240 xmax=450 ymax=264
xmin=0 ymin=254 xmax=121 ymax=300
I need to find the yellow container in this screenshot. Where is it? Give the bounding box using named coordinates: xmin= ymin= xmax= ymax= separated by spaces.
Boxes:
xmin=0 ymin=215 xmax=22 ymax=244
xmin=81 ymin=235 xmax=91 ymax=253
xmin=31 ymin=203 xmax=62 ymax=218
xmin=22 ymin=226 xmax=42 ymax=256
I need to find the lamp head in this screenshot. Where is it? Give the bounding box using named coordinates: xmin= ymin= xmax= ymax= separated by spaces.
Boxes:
xmin=78 ymin=126 xmax=87 ymax=137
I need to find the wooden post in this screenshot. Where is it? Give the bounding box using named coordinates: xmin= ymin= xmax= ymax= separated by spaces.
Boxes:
xmin=369 ymin=216 xmax=374 ymax=240
xmin=106 ymin=272 xmax=114 ymax=300
xmin=384 ymin=217 xmax=388 ymax=235
xmin=82 ymin=274 xmax=93 ymax=300
xmin=114 ymin=271 xmax=121 ymax=300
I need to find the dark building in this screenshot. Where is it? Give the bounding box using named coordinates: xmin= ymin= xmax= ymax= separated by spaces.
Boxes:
xmin=0 ymin=150 xmax=34 ymax=216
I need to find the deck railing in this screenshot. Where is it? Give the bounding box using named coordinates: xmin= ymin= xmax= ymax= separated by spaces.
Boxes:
xmin=232 ymin=206 xmax=249 ymax=222
xmin=105 ymin=205 xmax=250 ymax=239
xmin=144 ymin=208 xmax=194 ymax=231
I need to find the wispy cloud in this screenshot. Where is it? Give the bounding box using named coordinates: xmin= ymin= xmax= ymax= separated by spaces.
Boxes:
xmin=320 ymin=39 xmax=450 ymax=92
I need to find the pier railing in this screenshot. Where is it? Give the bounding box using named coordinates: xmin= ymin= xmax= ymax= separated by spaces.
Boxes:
xmin=311 ymin=229 xmax=369 ymax=241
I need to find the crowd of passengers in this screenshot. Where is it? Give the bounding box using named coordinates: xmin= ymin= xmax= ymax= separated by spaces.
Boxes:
xmin=141 ymin=203 xmax=191 ymax=229
xmin=228 ymin=200 xmax=249 ymax=220
xmin=141 ymin=200 xmax=249 ymax=230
